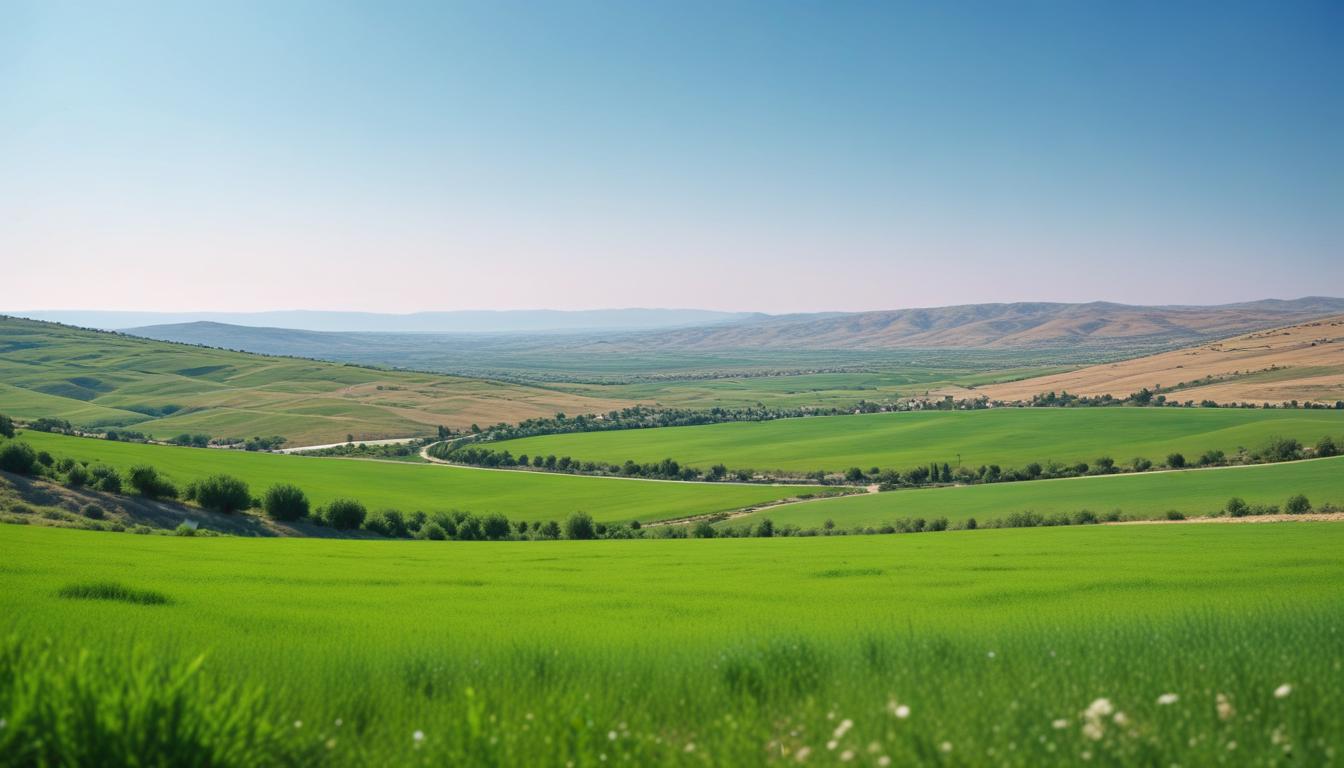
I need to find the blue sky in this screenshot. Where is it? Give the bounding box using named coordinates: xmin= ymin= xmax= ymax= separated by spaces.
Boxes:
xmin=3 ymin=1 xmax=1340 ymax=312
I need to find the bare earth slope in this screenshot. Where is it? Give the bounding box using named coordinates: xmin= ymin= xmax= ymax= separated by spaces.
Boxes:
xmin=963 ymin=315 xmax=1344 ymax=404
xmin=608 ymin=298 xmax=1344 ymax=353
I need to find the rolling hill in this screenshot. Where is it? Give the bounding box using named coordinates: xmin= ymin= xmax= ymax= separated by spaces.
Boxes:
xmin=0 ymin=316 xmax=630 ymax=446
xmin=963 ymin=315 xmax=1344 ymax=404
xmin=601 ymin=297 xmax=1344 ymax=353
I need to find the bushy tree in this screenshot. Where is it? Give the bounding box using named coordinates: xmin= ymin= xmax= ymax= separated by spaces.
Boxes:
xmin=324 ymin=498 xmax=367 ymax=530
xmin=0 ymin=442 xmax=38 ymax=475
xmin=1314 ymin=435 xmax=1338 ymax=458
xmin=188 ymin=474 xmax=251 ymax=513
xmin=419 ymin=522 xmax=447 ymax=540
xmin=1165 ymin=452 xmax=1186 ymax=469
xmin=0 ymin=413 xmax=14 ymax=439
xmin=1224 ymin=497 xmax=1249 ymax=517
xmin=753 ymin=518 xmax=774 ymax=538
xmin=1258 ymin=437 xmax=1302 ymax=462
xmin=564 ymin=511 xmax=595 ymax=540
xmin=263 ymin=484 xmax=310 ymax=521
xmin=364 ymin=509 xmax=409 ymax=537
xmin=539 ymin=520 xmax=561 ymax=539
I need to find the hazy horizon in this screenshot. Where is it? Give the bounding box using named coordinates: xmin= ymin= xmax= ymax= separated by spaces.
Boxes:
xmin=4 ymin=1 xmax=1341 ymax=312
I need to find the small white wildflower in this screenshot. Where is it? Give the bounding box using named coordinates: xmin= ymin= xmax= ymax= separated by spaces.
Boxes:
xmin=413 ymin=730 xmax=424 ymax=742
xmin=1216 ymin=693 xmax=1235 ymax=721
xmin=826 ymin=739 xmax=838 ymax=750
xmin=894 ymin=704 xmax=910 ymax=719
xmin=877 ymin=757 xmax=891 ymax=767
xmin=0 ymin=718 xmax=6 ymax=730
xmin=684 ymin=742 xmax=695 ymax=753
xmin=939 ymin=741 xmax=953 ymax=753
xmin=325 ymin=738 xmax=336 ymax=750
xmin=833 ymin=718 xmax=853 ymax=738
xmin=1084 ymin=698 xmax=1113 ymax=718
xmin=1274 ymin=683 xmax=1293 ymax=699
xmin=866 ymin=741 xmax=881 ymax=754
xmin=1082 ymin=722 xmax=1104 ymax=741
xmin=795 ymin=746 xmax=812 ymax=762
xmin=1156 ymin=693 xmax=1179 ymax=705
xmin=840 ymin=749 xmax=854 ymax=762
xmin=1227 ymin=740 xmax=1238 ymax=751
xmin=608 ymin=731 xmax=617 ymax=741
xmin=1052 ymin=719 xmax=1069 ymax=730
xmin=987 ymin=651 xmax=996 ymax=659
xmin=1112 ymin=711 xmax=1129 ymax=727
xmin=333 ymin=718 xmax=343 ymax=727
xmin=293 ymin=720 xmax=303 ymax=729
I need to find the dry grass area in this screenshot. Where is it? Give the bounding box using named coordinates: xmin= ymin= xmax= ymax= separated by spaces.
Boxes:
xmin=958 ymin=315 xmax=1344 ymax=404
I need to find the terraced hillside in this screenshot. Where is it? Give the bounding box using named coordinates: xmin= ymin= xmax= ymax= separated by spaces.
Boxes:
xmin=0 ymin=316 xmax=629 ymax=446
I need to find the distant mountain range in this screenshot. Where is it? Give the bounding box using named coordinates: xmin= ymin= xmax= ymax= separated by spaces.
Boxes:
xmin=9 ymin=308 xmax=756 ymax=334
xmin=114 ymin=299 xmax=1344 ymax=375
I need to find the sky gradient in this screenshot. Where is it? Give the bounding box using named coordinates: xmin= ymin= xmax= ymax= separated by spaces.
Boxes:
xmin=3 ymin=1 xmax=1341 ymax=313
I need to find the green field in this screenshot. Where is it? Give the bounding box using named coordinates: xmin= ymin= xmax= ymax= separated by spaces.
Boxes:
xmin=489 ymin=407 xmax=1344 ymax=474
xmin=2 ymin=522 xmax=1340 ymax=765
xmin=11 ymin=431 xmax=819 ymax=524
xmin=0 ymin=317 xmax=627 ymax=446
xmin=731 ymin=456 xmax=1344 ymax=529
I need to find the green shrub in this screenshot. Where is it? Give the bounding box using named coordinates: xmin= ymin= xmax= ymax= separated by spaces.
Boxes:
xmin=364 ymin=509 xmax=409 ymax=537
xmin=691 ymin=520 xmax=717 ymax=538
xmin=1165 ymin=452 xmax=1186 ymax=468
xmin=127 ymin=465 xmax=178 ymax=499
xmin=64 ymin=462 xmax=90 ymax=487
xmin=0 ymin=413 xmax=13 ymax=439
xmin=81 ymin=504 xmax=105 ymax=520
xmin=1313 ymin=435 xmax=1338 ymax=457
xmin=175 ymin=522 xmax=197 ymax=536
xmin=1285 ymin=494 xmax=1311 ymax=515
xmin=187 ymin=475 xmax=251 ymax=513
xmin=1258 ymin=437 xmax=1302 ymax=462
xmin=564 ymin=511 xmax=596 ymax=540
xmin=1165 ymin=510 xmax=1186 ymax=520
xmin=0 ymin=441 xmax=39 ymax=475
xmin=90 ymin=465 xmax=122 ymax=494
xmin=418 ymin=522 xmax=447 ymax=540
xmin=481 ymin=512 xmax=511 ymax=540
xmin=539 ymin=520 xmax=561 ymax=539
xmin=262 ymin=483 xmax=309 ymax=521
xmin=324 ymin=498 xmax=367 ymax=530
xmin=1225 ymin=497 xmax=1249 ymax=517
xmin=753 ymin=518 xmax=774 ymax=538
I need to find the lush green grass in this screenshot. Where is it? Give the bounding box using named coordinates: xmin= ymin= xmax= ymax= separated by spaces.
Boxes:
xmin=490 ymin=407 xmax=1344 ymax=474
xmin=11 ymin=431 xmax=819 ymax=524
xmin=2 ymin=522 xmax=1341 ymax=765
xmin=732 ymin=456 xmax=1344 ymax=529
xmin=0 ymin=316 xmax=626 ymax=446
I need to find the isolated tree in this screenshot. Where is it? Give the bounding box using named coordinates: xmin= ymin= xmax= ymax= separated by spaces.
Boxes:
xmin=845 ymin=467 xmax=865 ymax=482
xmin=564 ymin=511 xmax=596 ymax=540
xmin=753 ymin=518 xmax=774 ymax=538
xmin=0 ymin=413 xmax=14 ymax=439
xmin=1224 ymin=497 xmax=1249 ymax=517
xmin=264 ymin=483 xmax=310 ymax=521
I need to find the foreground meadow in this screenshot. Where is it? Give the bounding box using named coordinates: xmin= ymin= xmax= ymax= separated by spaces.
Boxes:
xmin=2 ymin=522 xmax=1341 ymax=766
xmin=487 ymin=407 xmax=1344 ymax=475
xmin=11 ymin=432 xmax=818 ymax=524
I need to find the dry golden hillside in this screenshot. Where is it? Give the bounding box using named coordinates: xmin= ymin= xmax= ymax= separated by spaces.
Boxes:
xmin=957 ymin=316 xmax=1344 ymax=404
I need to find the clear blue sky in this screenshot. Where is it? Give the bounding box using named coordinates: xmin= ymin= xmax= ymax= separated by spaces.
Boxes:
xmin=3 ymin=1 xmax=1340 ymax=312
